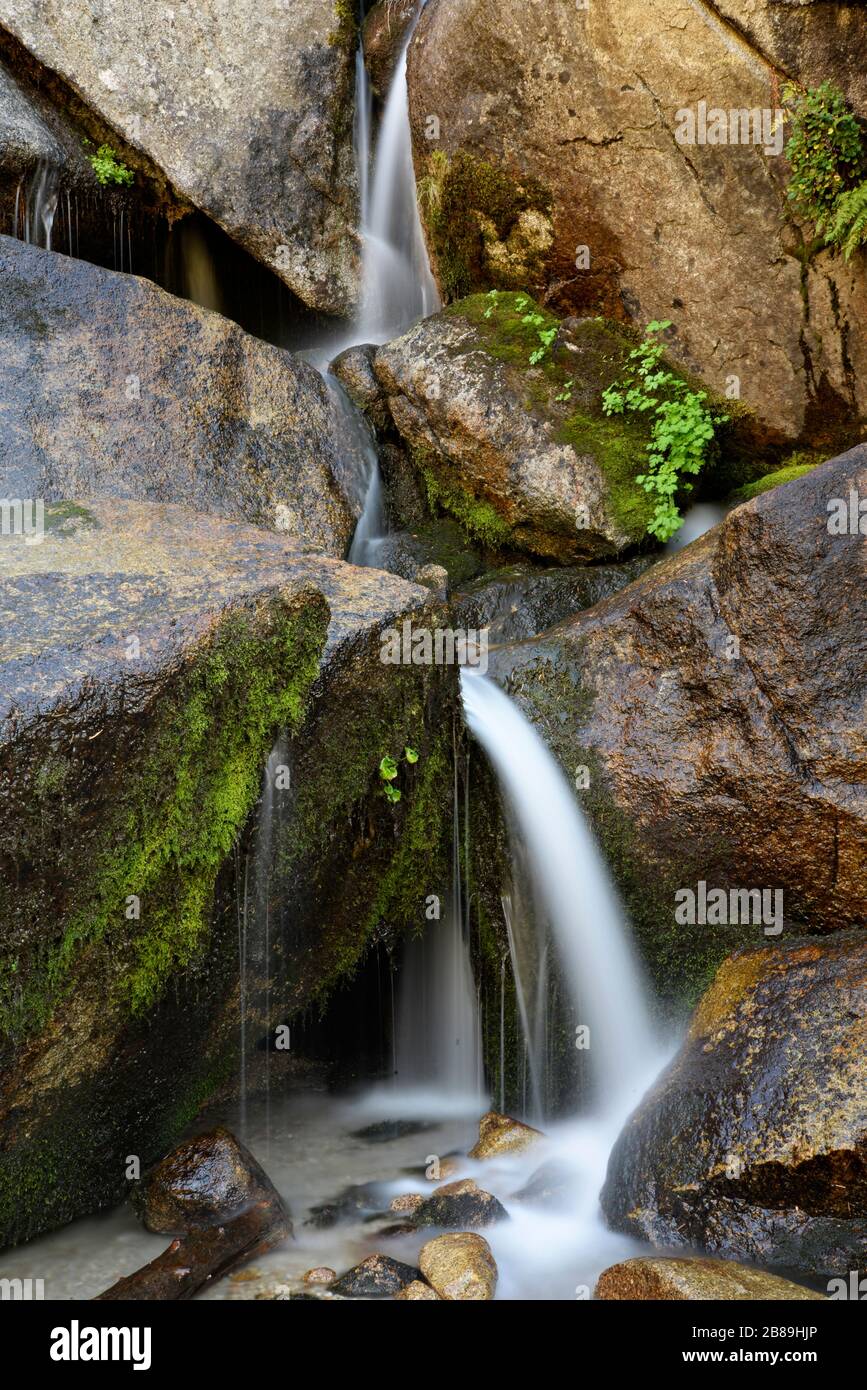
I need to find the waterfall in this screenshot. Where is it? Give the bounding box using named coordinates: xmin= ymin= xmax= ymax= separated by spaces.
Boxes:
xmin=329 ymin=3 xmax=440 ymax=566
xmin=460 ymin=670 xmax=657 ymax=1111
xmin=14 ymin=161 xmax=60 ymax=250
xmin=393 ymin=742 xmax=484 ymax=1111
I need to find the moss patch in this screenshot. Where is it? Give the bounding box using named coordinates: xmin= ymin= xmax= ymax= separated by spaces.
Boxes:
xmin=418 ymin=150 xmax=553 ymax=301
xmin=415 ymin=445 xmax=515 ymax=550
xmin=728 ymin=456 xmax=823 ymax=503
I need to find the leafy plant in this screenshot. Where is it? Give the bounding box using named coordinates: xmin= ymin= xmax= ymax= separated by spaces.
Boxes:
xmin=783 ymin=81 xmax=867 ymax=256
xmin=87 ymin=143 xmax=134 ymax=187
xmin=379 ymin=755 xmax=399 ymax=782
xmin=379 ymin=747 xmax=421 ymax=804
xmin=602 ymin=321 xmax=727 ymax=542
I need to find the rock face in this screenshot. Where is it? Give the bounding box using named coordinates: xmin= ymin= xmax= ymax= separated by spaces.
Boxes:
xmin=408 ymin=0 xmax=867 ymax=446
xmin=0 ymin=238 xmax=356 ymax=554
xmin=414 ymin=1178 xmax=509 ymax=1228
xmin=418 ymin=1232 xmax=498 ymax=1300
xmin=0 ymin=56 xmax=91 ymax=184
xmin=0 ymin=0 xmax=360 ymax=313
xmin=134 ymin=1128 xmax=288 ymax=1235
xmin=595 ymin=1257 xmax=825 ymax=1302
xmin=601 ymin=934 xmax=867 ymax=1279
xmin=372 ymin=296 xmax=679 ymax=562
xmin=490 ymin=446 xmax=867 ymax=1001
xmin=469 ymin=1111 xmax=545 ymax=1160
xmin=0 ymin=497 xmax=445 ymax=1249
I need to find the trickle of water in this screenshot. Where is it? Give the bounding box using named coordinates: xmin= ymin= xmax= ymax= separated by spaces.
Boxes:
xmin=460 ymin=670 xmax=657 ymax=1111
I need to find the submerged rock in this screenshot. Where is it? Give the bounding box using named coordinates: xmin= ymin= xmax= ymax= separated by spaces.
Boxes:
xmin=414 ymin=1178 xmax=508 ymax=1229
xmin=373 ymin=300 xmax=678 ymax=563
xmin=0 ymin=497 xmax=442 ymax=1249
xmin=601 ymin=933 xmax=867 ymax=1279
xmin=331 ymin=1254 xmax=421 ymax=1299
xmin=469 ymin=1111 xmax=545 ymax=1160
xmin=595 ymin=1257 xmax=825 ymax=1302
xmin=408 ymin=0 xmax=867 ymax=446
xmin=418 ymin=1232 xmax=498 ymax=1301
xmin=0 ymin=1 xmax=360 ymax=312
xmin=490 ymin=446 xmax=867 ymax=1001
xmin=134 ymin=1128 xmax=289 ymax=1235
xmin=510 ymin=1160 xmax=574 ymax=1209
xmin=0 ymin=237 xmax=355 ymax=554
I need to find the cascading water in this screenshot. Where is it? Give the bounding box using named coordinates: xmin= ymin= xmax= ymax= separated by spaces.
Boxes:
xmin=460 ymin=669 xmax=657 ymax=1112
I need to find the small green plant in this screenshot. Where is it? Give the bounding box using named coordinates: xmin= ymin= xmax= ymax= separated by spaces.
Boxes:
xmin=784 ymin=81 xmax=867 ymax=258
xmin=379 ymin=748 xmax=420 ymax=804
xmin=86 ymin=143 xmax=134 ymax=187
xmin=602 ymin=321 xmax=727 ymax=542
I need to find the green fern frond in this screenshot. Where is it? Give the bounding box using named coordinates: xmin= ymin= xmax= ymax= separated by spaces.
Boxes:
xmin=824 ymin=181 xmax=867 ymax=259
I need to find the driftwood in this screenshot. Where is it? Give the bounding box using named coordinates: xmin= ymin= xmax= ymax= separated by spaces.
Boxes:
xmin=96 ymin=1198 xmax=290 ymax=1301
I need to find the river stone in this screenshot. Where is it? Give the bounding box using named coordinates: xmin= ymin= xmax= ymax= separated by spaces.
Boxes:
xmin=469 ymin=1111 xmax=545 ymax=1159
xmin=601 ymin=934 xmax=867 ymax=1280
xmin=418 ymin=1232 xmax=498 ymax=1301
xmin=394 ymin=1279 xmax=442 ymax=1300
xmin=0 ymin=497 xmax=442 ymax=1250
xmin=408 ymin=0 xmax=867 ymax=447
xmin=0 ymin=236 xmax=356 ymax=554
xmin=489 ymin=446 xmax=867 ymax=1000
xmin=134 ymin=1127 xmax=288 ymax=1235
xmin=414 ymin=1178 xmax=509 ymax=1228
xmin=0 ymin=0 xmax=360 ymax=313
xmin=595 ymin=1257 xmax=825 ymax=1302
xmin=330 ymin=1254 xmax=421 ymax=1298
xmin=373 ymin=302 xmax=678 ymax=562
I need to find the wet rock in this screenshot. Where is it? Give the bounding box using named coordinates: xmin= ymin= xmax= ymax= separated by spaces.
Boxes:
xmin=510 ymin=1160 xmax=574 ymax=1208
xmin=373 ymin=302 xmax=692 ymax=562
xmin=390 ymin=1193 xmax=425 ymax=1215
xmin=303 ymin=1267 xmax=336 ymax=1285
xmin=595 ymin=1257 xmax=826 ymax=1302
xmin=416 ymin=563 xmax=449 ymax=598
xmin=351 ymin=1118 xmax=437 ymax=1144
xmin=456 ymin=556 xmax=655 ymax=642
xmin=370 ymin=522 xmax=486 ymax=589
xmin=305 ymin=1181 xmax=392 ymax=1228
xmin=490 ymin=447 xmax=867 ymax=1001
xmin=0 ymin=56 xmax=91 ymax=186
xmin=469 ymin=1111 xmax=546 ymax=1160
xmin=1 ymin=1 xmax=360 ymax=312
xmin=330 ymin=1254 xmax=422 ymax=1299
xmin=408 ymin=0 xmax=867 ymax=446
xmin=394 ymin=1278 xmax=442 ymax=1301
xmin=331 ymin=344 xmax=391 ymax=432
xmin=414 ymin=1178 xmax=509 ymax=1229
xmin=601 ymin=933 xmax=867 ymax=1280
xmin=418 ymin=1232 xmax=498 ymax=1301
xmin=0 ymin=496 xmax=442 ymax=1249
xmin=0 ymin=236 xmax=355 ymax=554
xmin=98 ymin=1129 xmax=290 ymax=1300
xmin=377 ymin=1222 xmax=419 ymax=1239
xmin=363 ymin=0 xmax=416 ymax=98
xmin=134 ymin=1127 xmax=290 ymax=1235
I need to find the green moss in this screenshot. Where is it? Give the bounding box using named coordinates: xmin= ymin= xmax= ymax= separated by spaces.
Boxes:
xmin=0 ymin=598 xmax=328 ymax=1038
xmin=416 ymin=448 xmax=514 ymax=549
xmin=418 ymin=149 xmax=553 ymax=301
xmin=328 ymin=0 xmax=358 ymax=47
xmin=729 ymin=457 xmax=823 ymax=503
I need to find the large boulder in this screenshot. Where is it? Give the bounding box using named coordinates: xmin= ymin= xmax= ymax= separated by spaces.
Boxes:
xmin=0 ymin=0 xmax=360 ymax=313
xmin=363 ymin=0 xmax=416 ymax=99
xmin=0 ymin=56 xmax=92 ymax=186
xmin=601 ymin=934 xmax=867 ymax=1280
xmin=408 ymin=0 xmax=867 ymax=446
xmin=489 ymin=445 xmax=867 ymax=1002
xmin=595 ymin=1256 xmax=825 ymax=1302
xmin=0 ymin=237 xmax=356 ymax=553
xmin=0 ymin=497 xmax=450 ymax=1249
xmin=372 ymin=295 xmax=699 ymax=562
xmin=134 ymin=1127 xmax=287 ymax=1235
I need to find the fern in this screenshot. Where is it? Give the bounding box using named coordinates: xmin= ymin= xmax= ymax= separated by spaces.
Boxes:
xmin=824 ymin=181 xmax=867 ymax=259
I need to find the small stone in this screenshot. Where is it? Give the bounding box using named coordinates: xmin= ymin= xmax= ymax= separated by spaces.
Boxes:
xmin=414 ymin=1177 xmax=508 ymax=1229
xmin=469 ymin=1111 xmax=545 ymax=1160
xmin=419 ymin=1232 xmax=498 ymax=1301
xmin=595 ymin=1257 xmax=826 ymax=1302
xmin=390 ymin=1193 xmax=424 ymax=1214
xmin=303 ymin=1267 xmax=336 ymax=1285
xmin=330 ymin=1254 xmax=421 ymax=1299
xmin=394 ymin=1279 xmax=442 ymax=1301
